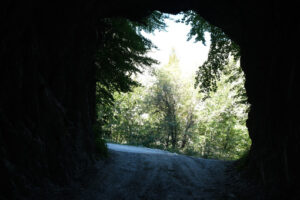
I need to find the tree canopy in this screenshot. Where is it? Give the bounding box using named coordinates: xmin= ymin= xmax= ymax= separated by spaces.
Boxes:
xmin=179 ymin=10 xmax=240 ymax=94
xmin=95 ymin=11 xmax=250 ymax=160
xmin=101 ymin=51 xmax=250 ymax=160
xmin=95 ymin=12 xmax=168 ymax=106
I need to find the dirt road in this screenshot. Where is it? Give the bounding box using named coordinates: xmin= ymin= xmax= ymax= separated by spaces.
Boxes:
xmin=74 ymin=143 xmax=239 ymax=200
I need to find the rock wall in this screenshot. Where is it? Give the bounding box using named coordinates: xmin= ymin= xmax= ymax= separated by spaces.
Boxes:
xmin=1 ymin=0 xmax=299 ymax=199
xmin=0 ymin=1 xmax=99 ymax=199
xmin=240 ymin=2 xmax=300 ymax=198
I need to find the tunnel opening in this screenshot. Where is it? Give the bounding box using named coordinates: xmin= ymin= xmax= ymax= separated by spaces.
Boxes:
xmin=1 ymin=1 xmax=299 ymax=199
xmin=97 ymin=12 xmax=251 ymax=161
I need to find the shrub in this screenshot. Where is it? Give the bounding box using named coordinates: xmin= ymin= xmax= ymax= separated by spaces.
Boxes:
xmin=235 ymin=150 xmax=249 ymax=171
xmin=95 ymin=137 xmax=108 ymax=158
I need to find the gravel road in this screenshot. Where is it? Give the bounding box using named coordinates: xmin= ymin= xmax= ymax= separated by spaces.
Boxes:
xmin=73 ymin=143 xmax=239 ymax=200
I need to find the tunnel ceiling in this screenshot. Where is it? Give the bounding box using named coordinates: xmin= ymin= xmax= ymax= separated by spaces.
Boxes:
xmin=90 ymin=0 xmax=243 ymax=44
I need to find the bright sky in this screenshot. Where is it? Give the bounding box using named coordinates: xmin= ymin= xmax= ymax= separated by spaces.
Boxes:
xmin=141 ymin=14 xmax=211 ymax=79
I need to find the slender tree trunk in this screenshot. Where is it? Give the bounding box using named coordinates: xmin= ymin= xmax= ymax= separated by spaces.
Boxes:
xmin=166 ymin=129 xmax=170 ymax=148
xmin=181 ymin=134 xmax=187 ymax=149
xmin=172 ymin=126 xmax=177 ymax=149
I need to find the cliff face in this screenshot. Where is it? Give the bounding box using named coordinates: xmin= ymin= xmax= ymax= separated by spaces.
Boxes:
xmin=1 ymin=0 xmax=299 ymax=199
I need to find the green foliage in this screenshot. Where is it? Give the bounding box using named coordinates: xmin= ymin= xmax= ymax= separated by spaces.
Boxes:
xmin=93 ymin=11 xmax=167 ymax=151
xmin=95 ymin=137 xmax=108 ymax=159
xmin=95 ymin=11 xmax=250 ymax=161
xmin=136 ymin=11 xmax=169 ymax=33
xmin=179 ymin=11 xmax=240 ymax=94
xmin=95 ymin=12 xmax=167 ymax=106
xmin=102 ymin=50 xmax=250 ymax=160
xmin=196 ymin=61 xmax=251 ymax=160
xmin=149 ymin=51 xmax=182 ymax=148
xmin=93 ymin=123 xmax=108 ymax=158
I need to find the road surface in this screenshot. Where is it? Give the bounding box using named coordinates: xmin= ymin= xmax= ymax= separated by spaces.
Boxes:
xmin=74 ymin=143 xmax=239 ymax=200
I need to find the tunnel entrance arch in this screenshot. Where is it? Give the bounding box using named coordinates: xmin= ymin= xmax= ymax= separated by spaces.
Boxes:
xmin=98 ymin=2 xmax=300 ymax=197
xmin=1 ymin=1 xmax=299 ymax=199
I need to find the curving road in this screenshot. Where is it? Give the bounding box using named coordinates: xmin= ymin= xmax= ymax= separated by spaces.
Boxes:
xmin=73 ymin=143 xmax=239 ymax=200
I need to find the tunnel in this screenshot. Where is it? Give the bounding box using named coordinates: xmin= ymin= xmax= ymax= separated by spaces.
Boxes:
xmin=0 ymin=0 xmax=299 ymax=199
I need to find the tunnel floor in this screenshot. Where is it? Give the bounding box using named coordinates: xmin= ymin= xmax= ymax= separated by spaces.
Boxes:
xmin=39 ymin=143 xmax=261 ymax=200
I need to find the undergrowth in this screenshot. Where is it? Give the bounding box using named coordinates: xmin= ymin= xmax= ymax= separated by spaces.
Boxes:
xmin=95 ymin=137 xmax=108 ymax=159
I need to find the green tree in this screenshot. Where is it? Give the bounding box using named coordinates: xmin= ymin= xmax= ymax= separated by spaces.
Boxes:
xmin=95 ymin=17 xmax=157 ymax=104
xmin=197 ymin=61 xmax=250 ymax=160
xmin=105 ymin=88 xmax=146 ymax=144
xmin=97 ymin=13 xmax=250 ymax=160
xmin=179 ymin=11 xmax=240 ymax=94
xmin=94 ymin=11 xmax=167 ymax=132
xmin=103 ymin=52 xmax=250 ymax=160
xmin=93 ymin=11 xmax=167 ymax=155
xmin=148 ymin=50 xmax=182 ymax=149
